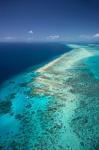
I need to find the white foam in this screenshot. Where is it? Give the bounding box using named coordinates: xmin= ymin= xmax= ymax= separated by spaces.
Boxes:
xmin=36 ymin=45 xmax=93 ymax=73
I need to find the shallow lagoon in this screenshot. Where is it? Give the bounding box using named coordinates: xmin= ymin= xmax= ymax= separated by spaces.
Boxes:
xmin=0 ymin=44 xmax=99 ymax=150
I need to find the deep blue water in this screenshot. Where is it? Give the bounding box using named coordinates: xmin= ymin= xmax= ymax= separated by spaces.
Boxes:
xmin=0 ymin=42 xmax=71 ymax=84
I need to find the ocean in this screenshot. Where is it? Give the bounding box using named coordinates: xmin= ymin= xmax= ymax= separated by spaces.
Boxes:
xmin=0 ymin=42 xmax=71 ymax=84
xmin=0 ymin=43 xmax=99 ymax=150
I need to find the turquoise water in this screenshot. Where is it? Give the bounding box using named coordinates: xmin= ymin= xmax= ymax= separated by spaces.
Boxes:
xmin=85 ymin=55 xmax=99 ymax=79
xmin=0 ymin=44 xmax=99 ymax=150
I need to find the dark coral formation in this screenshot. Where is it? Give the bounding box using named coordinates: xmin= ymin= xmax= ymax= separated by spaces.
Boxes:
xmin=9 ymin=93 xmax=16 ymax=99
xmin=68 ymin=68 xmax=99 ymax=150
xmin=9 ymin=81 xmax=15 ymax=84
xmin=0 ymin=145 xmax=3 ymax=150
xmin=19 ymin=82 xmax=29 ymax=88
xmin=0 ymin=100 xmax=12 ymax=114
xmin=15 ymin=114 xmax=23 ymax=120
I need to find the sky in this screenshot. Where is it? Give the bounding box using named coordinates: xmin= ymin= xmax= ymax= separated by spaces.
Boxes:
xmin=0 ymin=0 xmax=99 ymax=42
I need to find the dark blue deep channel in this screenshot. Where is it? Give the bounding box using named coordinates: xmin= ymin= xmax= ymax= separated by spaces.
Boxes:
xmin=0 ymin=42 xmax=71 ymax=84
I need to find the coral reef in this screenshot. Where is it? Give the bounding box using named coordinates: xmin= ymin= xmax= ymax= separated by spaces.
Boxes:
xmin=0 ymin=100 xmax=12 ymax=114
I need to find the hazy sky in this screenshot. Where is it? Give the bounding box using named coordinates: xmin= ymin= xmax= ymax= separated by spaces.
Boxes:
xmin=0 ymin=0 xmax=99 ymax=42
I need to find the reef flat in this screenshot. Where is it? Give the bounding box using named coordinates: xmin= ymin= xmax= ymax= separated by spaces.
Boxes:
xmin=0 ymin=44 xmax=99 ymax=150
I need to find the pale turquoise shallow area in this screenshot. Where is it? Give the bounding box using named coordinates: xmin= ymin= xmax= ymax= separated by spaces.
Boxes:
xmin=85 ymin=55 xmax=99 ymax=79
xmin=0 ymin=44 xmax=99 ymax=150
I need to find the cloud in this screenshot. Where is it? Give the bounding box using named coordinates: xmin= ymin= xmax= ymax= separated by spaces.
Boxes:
xmin=28 ymin=30 xmax=34 ymax=34
xmin=47 ymin=35 xmax=60 ymax=40
xmin=79 ymin=32 xmax=99 ymax=41
xmin=4 ymin=36 xmax=16 ymax=40
xmin=93 ymin=33 xmax=99 ymax=38
xmin=3 ymin=36 xmax=16 ymax=41
xmin=79 ymin=35 xmax=91 ymax=39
